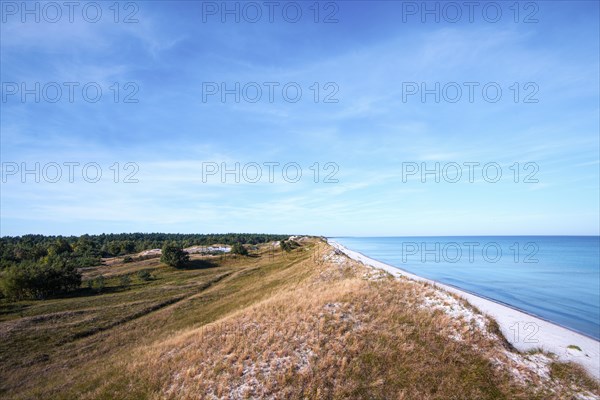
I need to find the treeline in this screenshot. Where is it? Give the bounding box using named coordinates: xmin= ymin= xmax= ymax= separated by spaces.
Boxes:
xmin=1 ymin=233 xmax=290 ymax=267
xmin=0 ymin=233 xmax=290 ymax=300
xmin=0 ymin=238 xmax=83 ymax=300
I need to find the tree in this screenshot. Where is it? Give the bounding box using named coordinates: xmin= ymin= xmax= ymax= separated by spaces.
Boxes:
xmin=231 ymin=243 xmax=248 ymax=256
xmin=160 ymin=244 xmax=189 ymax=268
xmin=0 ymin=266 xmax=29 ymax=300
xmin=48 ymin=238 xmax=73 ymax=257
xmin=0 ymin=258 xmax=81 ymax=300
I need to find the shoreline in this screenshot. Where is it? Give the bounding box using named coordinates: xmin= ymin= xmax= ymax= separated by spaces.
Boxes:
xmin=328 ymin=239 xmax=600 ymax=380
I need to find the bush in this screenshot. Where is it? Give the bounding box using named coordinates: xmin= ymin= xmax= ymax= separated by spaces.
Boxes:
xmin=136 ymin=270 xmax=152 ymax=281
xmin=122 ymin=256 xmax=133 ymax=263
xmin=93 ymin=276 xmax=105 ymax=292
xmin=0 ymin=266 xmax=28 ymax=300
xmin=119 ymin=275 xmax=131 ymax=288
xmin=280 ymin=239 xmax=300 ymax=252
xmin=0 ymin=259 xmax=81 ymax=300
xmin=160 ymin=244 xmax=189 ymax=268
xmin=231 ymin=243 xmax=248 ymax=256
xmin=76 ymin=256 xmax=101 ymax=268
xmin=86 ymin=275 xmax=106 ymax=292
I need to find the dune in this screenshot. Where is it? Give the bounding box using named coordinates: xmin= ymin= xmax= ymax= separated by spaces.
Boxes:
xmin=329 ymin=240 xmax=600 ymax=380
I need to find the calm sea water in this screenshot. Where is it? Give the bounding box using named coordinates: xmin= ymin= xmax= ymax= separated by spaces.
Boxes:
xmin=332 ymin=236 xmax=600 ymax=340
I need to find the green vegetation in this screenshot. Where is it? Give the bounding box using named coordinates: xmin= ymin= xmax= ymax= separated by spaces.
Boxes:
xmin=0 ymin=240 xmax=308 ymax=398
xmin=119 ymin=275 xmax=131 ymax=288
xmin=280 ymin=238 xmax=300 ymax=252
xmin=160 ymin=244 xmax=189 ymax=268
xmin=0 ymin=233 xmax=289 ymax=300
xmin=136 ymin=270 xmax=152 ymax=281
xmin=0 ymin=254 xmax=81 ymax=300
xmin=231 ymin=242 xmax=249 ymax=256
xmin=1 ymin=233 xmax=289 ymax=265
xmin=0 ymin=262 xmax=80 ymax=300
xmin=550 ymin=362 xmax=599 ymax=393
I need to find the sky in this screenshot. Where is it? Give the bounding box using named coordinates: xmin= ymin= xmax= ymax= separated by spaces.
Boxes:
xmin=0 ymin=0 xmax=599 ymax=237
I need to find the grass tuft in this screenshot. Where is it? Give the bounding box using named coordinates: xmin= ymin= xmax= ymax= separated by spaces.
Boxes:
xmin=550 ymin=362 xmax=599 ymax=393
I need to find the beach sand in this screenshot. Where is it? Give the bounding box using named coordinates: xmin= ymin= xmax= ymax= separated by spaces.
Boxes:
xmin=329 ymin=240 xmax=600 ymax=380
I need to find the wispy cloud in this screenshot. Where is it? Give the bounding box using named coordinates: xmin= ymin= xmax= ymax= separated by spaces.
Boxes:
xmin=1 ymin=1 xmax=598 ymax=236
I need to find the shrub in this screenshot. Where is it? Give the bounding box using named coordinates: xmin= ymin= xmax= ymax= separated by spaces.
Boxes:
xmin=160 ymin=244 xmax=189 ymax=268
xmin=231 ymin=243 xmax=248 ymax=256
xmin=137 ymin=270 xmax=153 ymax=281
xmin=123 ymin=256 xmax=134 ymax=263
xmin=119 ymin=275 xmax=131 ymax=288
xmin=94 ymin=276 xmax=105 ymax=292
xmin=0 ymin=266 xmax=28 ymax=300
xmin=0 ymin=259 xmax=81 ymax=300
xmin=280 ymin=239 xmax=300 ymax=252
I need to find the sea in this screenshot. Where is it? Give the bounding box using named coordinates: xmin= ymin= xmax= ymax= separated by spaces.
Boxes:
xmin=331 ymin=236 xmax=600 ymax=340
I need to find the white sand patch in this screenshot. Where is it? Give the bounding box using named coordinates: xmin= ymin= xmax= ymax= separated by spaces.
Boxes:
xmin=419 ymin=290 xmax=489 ymax=341
xmin=321 ymin=249 xmax=347 ymax=265
xmin=184 ymin=245 xmax=231 ymax=254
xmin=361 ymin=268 xmax=389 ymax=282
xmin=139 ymin=248 xmax=161 ymax=257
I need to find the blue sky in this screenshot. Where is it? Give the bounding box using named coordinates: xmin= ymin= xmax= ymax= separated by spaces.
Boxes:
xmin=1 ymin=0 xmax=599 ymax=236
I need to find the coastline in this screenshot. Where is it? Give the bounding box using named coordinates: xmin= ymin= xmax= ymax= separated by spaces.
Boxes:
xmin=328 ymin=239 xmax=600 ymax=380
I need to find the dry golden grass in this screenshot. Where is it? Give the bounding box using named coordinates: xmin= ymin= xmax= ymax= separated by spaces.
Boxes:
xmin=87 ymin=241 xmax=600 ymax=399
xmin=1 ymin=239 xmax=598 ymax=399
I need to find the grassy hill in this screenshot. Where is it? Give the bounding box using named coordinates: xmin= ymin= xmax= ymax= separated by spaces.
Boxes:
xmin=0 ymin=238 xmax=597 ymax=399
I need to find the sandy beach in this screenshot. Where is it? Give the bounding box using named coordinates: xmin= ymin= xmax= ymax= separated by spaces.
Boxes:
xmin=329 ymin=240 xmax=600 ymax=380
